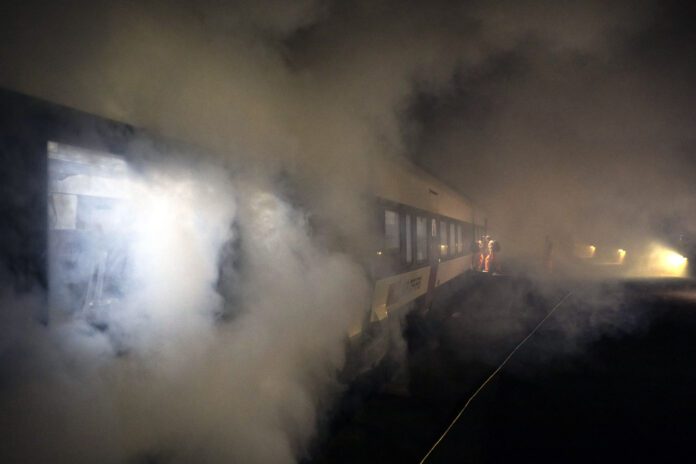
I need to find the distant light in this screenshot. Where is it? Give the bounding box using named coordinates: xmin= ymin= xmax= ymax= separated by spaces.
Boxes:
xmin=635 ymin=244 xmax=689 ymax=277
xmin=587 ymin=245 xmax=597 ymax=258
xmin=664 ymin=251 xmax=687 ymax=268
xmin=574 ymin=243 xmax=597 ymax=259
xmin=617 ymin=248 xmax=626 ymax=264
xmin=377 ymin=250 xmax=382 ymax=256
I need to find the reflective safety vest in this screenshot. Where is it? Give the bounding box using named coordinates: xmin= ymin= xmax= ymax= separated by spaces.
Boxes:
xmin=485 ymin=251 xmax=497 ymax=273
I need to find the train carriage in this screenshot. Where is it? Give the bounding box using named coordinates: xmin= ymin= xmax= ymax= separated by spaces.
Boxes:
xmin=364 ymin=157 xmax=486 ymax=332
xmin=0 ymin=88 xmax=487 ymax=339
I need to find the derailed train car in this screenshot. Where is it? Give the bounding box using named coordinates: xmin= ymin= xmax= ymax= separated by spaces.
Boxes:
xmin=0 ymin=88 xmax=486 ymax=341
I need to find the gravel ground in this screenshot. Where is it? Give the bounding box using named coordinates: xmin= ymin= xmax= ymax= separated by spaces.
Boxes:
xmin=307 ymin=276 xmax=696 ymax=463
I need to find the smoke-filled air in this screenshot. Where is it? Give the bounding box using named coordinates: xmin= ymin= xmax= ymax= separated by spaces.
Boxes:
xmin=1 ymin=1 xmax=696 ymax=463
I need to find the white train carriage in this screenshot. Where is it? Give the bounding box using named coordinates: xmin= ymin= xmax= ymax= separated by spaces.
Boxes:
xmin=359 ymin=157 xmax=486 ymax=334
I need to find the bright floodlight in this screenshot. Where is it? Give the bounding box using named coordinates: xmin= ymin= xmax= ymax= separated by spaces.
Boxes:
xmin=636 ymin=244 xmax=689 ymax=277
xmin=47 ymin=141 xmax=203 ymax=324
xmin=664 ymin=250 xmax=687 ymax=268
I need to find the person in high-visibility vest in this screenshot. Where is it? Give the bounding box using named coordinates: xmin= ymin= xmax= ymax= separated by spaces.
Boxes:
xmin=485 ymin=239 xmax=501 ymax=273
xmin=479 ymin=237 xmax=489 ymax=271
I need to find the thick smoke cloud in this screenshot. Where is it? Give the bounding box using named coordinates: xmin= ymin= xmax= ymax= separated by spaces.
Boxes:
xmin=1 ymin=153 xmax=369 ymax=463
xmin=2 ymin=2 xmax=693 ymax=254
xmin=408 ymin=0 xmax=696 ymax=261
xmin=1 ymin=1 xmax=695 ymax=462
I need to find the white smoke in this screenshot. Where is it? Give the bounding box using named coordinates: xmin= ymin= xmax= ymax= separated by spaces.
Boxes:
xmin=1 ymin=149 xmax=370 ymax=463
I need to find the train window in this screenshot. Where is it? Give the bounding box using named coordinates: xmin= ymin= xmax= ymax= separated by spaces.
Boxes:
xmin=440 ymin=220 xmax=448 ymax=256
xmin=431 ymin=218 xmax=437 ymax=237
xmin=416 ymin=216 xmax=427 ymax=261
xmin=384 ymin=209 xmax=400 ymax=251
xmin=457 ymin=224 xmax=463 ymax=253
xmin=449 ymin=222 xmax=456 ymax=256
xmin=405 ymin=214 xmax=413 ymax=263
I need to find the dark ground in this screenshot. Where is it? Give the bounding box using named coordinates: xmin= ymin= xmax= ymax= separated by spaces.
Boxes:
xmin=307 ymin=274 xmax=696 ymax=463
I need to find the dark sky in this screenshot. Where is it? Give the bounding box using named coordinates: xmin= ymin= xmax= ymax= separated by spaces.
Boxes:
xmin=1 ymin=0 xmax=695 ymax=252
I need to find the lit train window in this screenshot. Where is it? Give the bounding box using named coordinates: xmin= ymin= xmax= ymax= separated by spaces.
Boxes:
xmin=405 ymin=214 xmax=412 ymax=263
xmin=384 ymin=210 xmax=400 ymax=251
xmin=457 ymin=224 xmax=463 ymax=253
xmin=449 ymin=223 xmax=456 ymax=256
xmin=440 ymin=220 xmax=448 ymax=256
xmin=416 ymin=216 xmax=427 ymax=261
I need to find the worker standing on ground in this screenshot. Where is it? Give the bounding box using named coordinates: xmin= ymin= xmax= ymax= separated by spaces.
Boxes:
xmin=471 ymin=239 xmax=483 ymax=271
xmin=485 ymin=239 xmax=501 ymax=273
xmin=480 ymin=236 xmax=490 ymax=271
